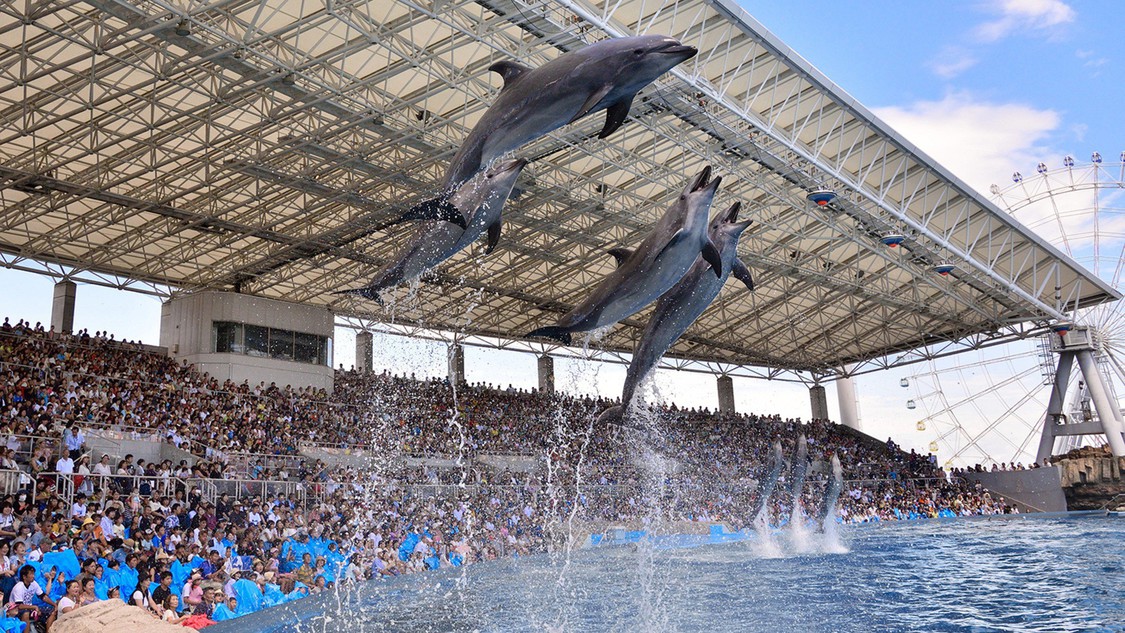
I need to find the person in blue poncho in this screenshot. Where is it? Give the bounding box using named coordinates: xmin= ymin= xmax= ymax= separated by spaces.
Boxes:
xmin=211 ymin=595 xmax=238 ymax=622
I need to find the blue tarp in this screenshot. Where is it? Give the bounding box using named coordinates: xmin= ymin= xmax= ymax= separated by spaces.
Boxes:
xmin=232 ymin=578 xmax=261 ymax=616
xmin=212 ymin=603 xmax=236 ymax=622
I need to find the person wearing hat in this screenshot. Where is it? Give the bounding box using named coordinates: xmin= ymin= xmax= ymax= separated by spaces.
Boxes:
xmin=26 ymin=537 xmax=52 ymax=563
xmin=182 ymin=569 xmax=204 ymax=612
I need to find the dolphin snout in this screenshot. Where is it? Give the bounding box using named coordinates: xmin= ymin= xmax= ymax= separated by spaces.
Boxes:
xmin=724 ymin=201 xmax=742 ymax=223
xmin=702 ymin=174 xmax=723 ymax=194
xmin=657 ymin=42 xmax=698 ymax=59
xmin=687 ymin=165 xmax=713 ymax=193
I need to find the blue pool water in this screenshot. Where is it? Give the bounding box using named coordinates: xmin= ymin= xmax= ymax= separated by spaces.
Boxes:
xmin=219 ymin=514 xmax=1125 ymax=633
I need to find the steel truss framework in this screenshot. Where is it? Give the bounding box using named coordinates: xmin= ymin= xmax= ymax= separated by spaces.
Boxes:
xmin=0 ymin=0 xmax=1117 ymax=377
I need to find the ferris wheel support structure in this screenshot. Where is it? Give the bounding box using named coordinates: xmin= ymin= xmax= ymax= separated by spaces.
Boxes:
xmin=1038 ymin=331 xmax=1125 ymax=459
xmin=911 ymin=153 xmax=1125 ymax=468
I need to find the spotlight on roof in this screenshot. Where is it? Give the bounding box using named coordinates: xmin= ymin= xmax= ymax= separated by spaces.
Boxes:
xmin=806 ymin=188 xmax=837 ymax=207
xmin=933 ymin=263 xmax=956 ymax=276
xmin=281 ymin=73 xmax=297 ymax=86
xmin=880 ymin=233 xmax=906 ymax=248
xmin=175 ymin=20 xmax=191 ymax=37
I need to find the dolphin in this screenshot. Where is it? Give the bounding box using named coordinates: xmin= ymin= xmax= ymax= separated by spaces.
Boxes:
xmin=596 ymin=201 xmax=754 ymax=424
xmin=526 ymin=166 xmax=725 ymax=345
xmin=401 ymin=34 xmax=697 ymax=227
xmin=748 ymin=440 xmax=784 ymax=524
xmin=789 ymin=434 xmax=809 ymax=522
xmin=818 ymin=453 xmax=844 ymax=531
xmin=335 ymin=159 xmax=527 ymax=302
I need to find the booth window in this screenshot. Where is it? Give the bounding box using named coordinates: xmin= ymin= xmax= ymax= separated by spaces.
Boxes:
xmin=212 ymin=321 xmax=332 ymax=366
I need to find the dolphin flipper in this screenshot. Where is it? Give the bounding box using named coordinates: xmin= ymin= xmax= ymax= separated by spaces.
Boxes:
xmin=526 ymin=326 xmax=572 ymax=345
xmin=485 ymin=221 xmax=502 ymax=255
xmin=333 ymin=287 xmax=385 ymax=305
xmin=570 ymin=84 xmax=614 ymax=125
xmin=732 ymin=258 xmax=755 ymax=291
xmin=398 ymin=196 xmax=469 ymax=229
xmin=599 ymin=96 xmax=634 ymax=139
xmin=701 ymin=239 xmax=723 ymax=277
xmin=607 ymin=247 xmax=634 ymax=268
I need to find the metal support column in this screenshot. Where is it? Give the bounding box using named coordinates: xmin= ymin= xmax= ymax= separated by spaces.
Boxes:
xmin=1036 ymin=351 xmax=1075 ymax=462
xmin=809 ymin=384 xmax=828 ymax=420
xmin=355 ymin=331 xmax=373 ymax=373
xmin=537 ymin=355 xmax=554 ymax=393
xmin=716 ymin=375 xmax=735 ymax=413
xmin=51 ymin=280 xmax=77 ymax=334
xmin=836 ymin=372 xmax=860 ymax=430
xmin=448 ymin=344 xmax=466 ymax=386
xmin=1075 ymin=350 xmax=1125 ymax=457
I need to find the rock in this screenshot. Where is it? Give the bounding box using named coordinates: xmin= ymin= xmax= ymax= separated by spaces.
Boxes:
xmin=51 ymin=599 xmax=185 ymax=633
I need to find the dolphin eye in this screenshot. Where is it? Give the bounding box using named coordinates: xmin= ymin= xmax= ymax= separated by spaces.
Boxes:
xmin=634 ymin=48 xmax=644 ymax=56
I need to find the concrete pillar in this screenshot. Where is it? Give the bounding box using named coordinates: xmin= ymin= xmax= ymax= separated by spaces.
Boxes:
xmin=716 ymin=375 xmax=735 ymax=413
xmin=1076 ymin=350 xmax=1125 ymax=456
xmin=836 ymin=373 xmax=861 ymax=430
xmin=355 ymin=331 xmax=373 ymax=373
xmin=1036 ymin=351 xmax=1074 ymax=462
xmin=51 ymin=280 xmax=77 ymax=334
xmin=448 ymin=344 xmax=465 ymax=386
xmin=810 ymin=384 xmax=828 ymax=420
xmin=537 ymin=355 xmax=554 ymax=393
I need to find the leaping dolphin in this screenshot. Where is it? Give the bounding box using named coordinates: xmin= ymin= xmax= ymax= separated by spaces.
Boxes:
xmin=596 ymin=201 xmax=754 ymax=424
xmin=790 ymin=434 xmax=809 ymax=522
xmin=526 ymin=166 xmax=725 ymax=345
xmin=401 ymin=35 xmax=696 ymax=227
xmin=748 ymin=440 xmax=784 ymax=524
xmin=335 ymin=159 xmax=527 ymax=302
xmin=818 ymin=453 xmax=844 ymax=531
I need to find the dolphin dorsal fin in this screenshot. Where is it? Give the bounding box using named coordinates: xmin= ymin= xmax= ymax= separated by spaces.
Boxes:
xmin=488 ymin=61 xmax=532 ymax=89
xmin=606 ymin=247 xmax=634 ymax=268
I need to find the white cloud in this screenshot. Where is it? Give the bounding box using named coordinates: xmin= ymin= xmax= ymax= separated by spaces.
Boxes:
xmin=974 ymin=0 xmax=1075 ymax=42
xmin=929 ymin=46 xmax=978 ymax=79
xmin=872 ymin=91 xmax=1059 ymax=195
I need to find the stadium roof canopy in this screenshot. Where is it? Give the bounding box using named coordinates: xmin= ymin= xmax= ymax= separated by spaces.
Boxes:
xmin=0 ymin=0 xmax=1117 ymax=380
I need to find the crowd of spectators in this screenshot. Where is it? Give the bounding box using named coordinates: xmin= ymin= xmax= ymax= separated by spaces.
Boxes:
xmin=0 ymin=318 xmax=1012 ymax=629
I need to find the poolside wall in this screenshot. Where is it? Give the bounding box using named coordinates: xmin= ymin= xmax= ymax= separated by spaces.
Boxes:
xmin=960 ymin=467 xmax=1067 ymax=513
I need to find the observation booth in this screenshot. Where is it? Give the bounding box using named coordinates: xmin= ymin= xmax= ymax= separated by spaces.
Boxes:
xmin=160 ymin=291 xmax=335 ymax=392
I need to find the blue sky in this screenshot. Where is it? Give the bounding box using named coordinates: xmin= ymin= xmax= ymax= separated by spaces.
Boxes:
xmin=741 ymin=0 xmax=1121 ymax=193
xmin=0 ymin=0 xmax=1120 ymax=465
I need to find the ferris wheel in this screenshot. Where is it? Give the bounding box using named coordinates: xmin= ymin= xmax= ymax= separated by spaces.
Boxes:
xmin=908 ymin=152 xmax=1125 ymax=469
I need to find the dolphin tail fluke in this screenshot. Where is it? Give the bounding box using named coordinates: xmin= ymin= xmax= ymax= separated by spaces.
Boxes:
xmin=702 ymin=239 xmax=723 ymax=277
xmin=526 ymin=326 xmax=572 ymax=345
xmin=333 ymin=287 xmax=385 ymax=305
xmin=397 ymin=195 xmax=468 ymax=229
xmin=596 ymin=405 xmax=625 ymax=426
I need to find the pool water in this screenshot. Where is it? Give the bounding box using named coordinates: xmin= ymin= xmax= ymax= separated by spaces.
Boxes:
xmin=217 ymin=514 xmax=1125 ymax=633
